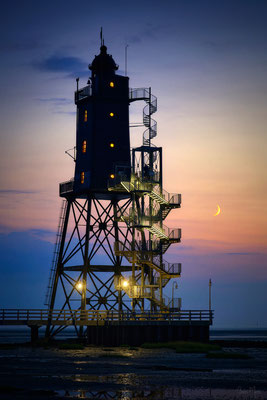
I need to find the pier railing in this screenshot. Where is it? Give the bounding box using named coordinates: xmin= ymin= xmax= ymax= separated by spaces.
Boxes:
xmin=0 ymin=309 xmax=213 ymax=326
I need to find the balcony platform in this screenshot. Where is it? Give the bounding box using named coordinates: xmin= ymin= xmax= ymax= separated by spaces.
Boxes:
xmin=59 ymin=179 xmax=131 ymax=201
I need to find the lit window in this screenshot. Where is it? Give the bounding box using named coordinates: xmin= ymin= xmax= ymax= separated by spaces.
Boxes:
xmin=84 ymin=110 xmax=87 ymax=122
xmin=81 ymin=172 xmax=85 ymax=184
xmin=109 ymin=82 xmax=114 ymax=88
xmin=110 ymin=173 xmax=115 ymax=179
xmin=82 ymin=140 xmax=87 ymax=153
xmin=109 ymin=112 xmax=114 ymax=117
xmin=110 ymin=142 xmax=115 ymax=148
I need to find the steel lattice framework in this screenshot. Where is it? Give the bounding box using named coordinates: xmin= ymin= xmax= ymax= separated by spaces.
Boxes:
xmin=45 ymin=196 xmax=137 ymax=337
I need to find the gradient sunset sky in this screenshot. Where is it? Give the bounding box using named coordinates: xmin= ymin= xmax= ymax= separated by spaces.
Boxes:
xmin=0 ymin=0 xmax=266 ymax=328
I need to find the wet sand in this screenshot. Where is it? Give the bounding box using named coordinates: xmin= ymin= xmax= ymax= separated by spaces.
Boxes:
xmin=0 ymin=344 xmax=267 ymax=399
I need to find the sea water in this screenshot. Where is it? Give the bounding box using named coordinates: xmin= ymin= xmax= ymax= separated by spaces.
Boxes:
xmin=210 ymin=328 xmax=267 ymax=341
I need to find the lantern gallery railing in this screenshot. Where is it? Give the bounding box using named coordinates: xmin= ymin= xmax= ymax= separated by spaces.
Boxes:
xmin=75 ymin=86 xmax=154 ymax=104
xmin=75 ymin=85 xmax=92 ymax=102
xmin=59 ymin=178 xmax=74 ymax=195
xmin=0 ymin=309 xmax=213 ymax=326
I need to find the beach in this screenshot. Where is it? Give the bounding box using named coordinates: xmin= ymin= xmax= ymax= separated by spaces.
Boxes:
xmin=0 ymin=340 xmax=267 ymax=399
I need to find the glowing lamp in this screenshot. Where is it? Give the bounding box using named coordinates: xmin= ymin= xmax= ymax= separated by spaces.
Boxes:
xmin=109 ymin=82 xmax=114 ymax=87
xmin=109 ymin=112 xmax=114 ymax=117
xmin=110 ymin=142 xmax=115 ymax=148
xmin=122 ymin=280 xmax=129 ymax=288
xmin=76 ymin=282 xmax=83 ymax=290
xmin=110 ymin=173 xmax=115 ymax=179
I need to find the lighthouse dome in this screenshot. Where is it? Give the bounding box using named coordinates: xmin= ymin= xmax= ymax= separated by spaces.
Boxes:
xmin=89 ymin=45 xmax=118 ymax=76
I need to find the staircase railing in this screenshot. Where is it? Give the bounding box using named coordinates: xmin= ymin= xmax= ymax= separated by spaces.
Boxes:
xmin=116 ymin=207 xmax=138 ymax=225
xmin=153 ymin=272 xmax=170 ymax=288
xmin=109 ymin=173 xmax=155 ymax=193
xmin=128 ymin=88 xmax=157 ymax=147
xmin=152 ymin=186 xmax=181 ymax=205
xmin=115 ymin=239 xmax=174 ymax=255
xmin=114 ymin=241 xmax=181 ymax=276
xmin=143 ymin=92 xmax=157 ymax=146
xmin=44 ymin=200 xmax=67 ymax=306
xmin=152 ymin=290 xmax=172 ymax=310
xmin=165 ymin=226 xmax=182 ymax=241
xmin=129 ymin=88 xmax=150 ymax=101
xmin=152 ymin=255 xmax=182 ymax=275
xmin=149 ymin=224 xmax=181 ymax=241
xmin=115 ymin=239 xmax=161 ymax=254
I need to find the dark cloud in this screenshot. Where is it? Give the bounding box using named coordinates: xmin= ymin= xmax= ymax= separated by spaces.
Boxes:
xmin=35 ymin=97 xmax=75 ymax=115
xmin=65 ymin=71 xmax=90 ymax=79
xmin=34 ymin=55 xmax=87 ymax=75
xmin=0 ymin=40 xmax=43 ymax=53
xmin=52 ymin=110 xmax=76 ymax=116
xmin=176 ymin=245 xmax=195 ymax=251
xmin=127 ymin=35 xmax=142 ymax=45
xmin=0 ymin=190 xmax=36 ymax=195
xmin=36 ymin=97 xmax=73 ymax=106
xmin=202 ymin=40 xmax=243 ymax=53
xmin=29 ymin=229 xmax=56 ymax=243
xmin=126 ymin=23 xmax=170 ymax=45
xmin=225 ymin=252 xmax=263 ymax=256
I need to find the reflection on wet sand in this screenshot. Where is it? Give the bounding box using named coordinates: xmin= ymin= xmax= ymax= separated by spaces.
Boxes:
xmin=1 ymin=345 xmax=267 ymax=399
xmin=59 ymin=386 xmax=265 ymax=399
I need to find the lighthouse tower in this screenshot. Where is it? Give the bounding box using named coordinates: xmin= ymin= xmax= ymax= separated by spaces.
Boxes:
xmin=45 ymin=41 xmax=182 ymax=338
xmin=74 ymin=43 xmax=131 ymax=194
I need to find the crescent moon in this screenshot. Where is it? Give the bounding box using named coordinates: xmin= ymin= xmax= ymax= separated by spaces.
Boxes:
xmin=214 ymin=205 xmax=221 ymax=216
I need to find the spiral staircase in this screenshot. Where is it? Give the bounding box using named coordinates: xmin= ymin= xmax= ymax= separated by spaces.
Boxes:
xmin=109 ymin=88 xmax=182 ymax=311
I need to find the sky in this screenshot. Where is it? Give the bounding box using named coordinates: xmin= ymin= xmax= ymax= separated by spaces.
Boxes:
xmin=0 ymin=0 xmax=266 ymax=328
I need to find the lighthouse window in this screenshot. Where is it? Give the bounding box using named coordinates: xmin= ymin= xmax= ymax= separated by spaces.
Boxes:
xmin=109 ymin=82 xmax=114 ymax=88
xmin=81 ymin=172 xmax=85 ymax=184
xmin=82 ymin=140 xmax=87 ymax=153
xmin=109 ymin=112 xmax=114 ymax=117
xmin=84 ymin=110 xmax=87 ymax=122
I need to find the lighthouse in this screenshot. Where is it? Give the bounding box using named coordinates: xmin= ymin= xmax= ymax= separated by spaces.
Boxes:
xmin=45 ymin=41 xmax=183 ymax=339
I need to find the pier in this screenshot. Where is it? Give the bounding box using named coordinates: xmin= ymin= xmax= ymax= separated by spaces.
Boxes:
xmin=0 ymin=309 xmax=213 ymax=344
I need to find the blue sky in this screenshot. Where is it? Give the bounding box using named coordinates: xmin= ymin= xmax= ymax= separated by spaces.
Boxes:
xmin=0 ymin=0 xmax=266 ymax=327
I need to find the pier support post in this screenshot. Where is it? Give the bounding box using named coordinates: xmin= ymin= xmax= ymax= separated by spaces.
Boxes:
xmin=29 ymin=325 xmax=40 ymax=343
